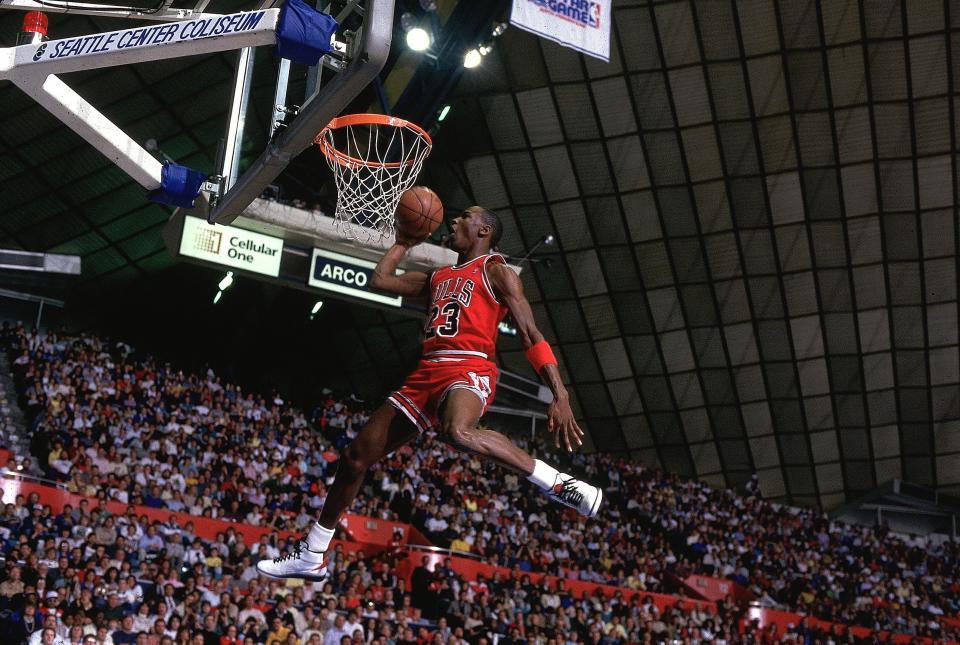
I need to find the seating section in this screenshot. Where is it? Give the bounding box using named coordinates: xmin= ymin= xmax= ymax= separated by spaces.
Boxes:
xmin=0 ymin=321 xmax=958 ymax=645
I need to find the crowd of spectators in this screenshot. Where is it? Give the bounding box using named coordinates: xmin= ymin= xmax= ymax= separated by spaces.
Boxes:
xmin=1 ymin=321 xmax=959 ymax=644
xmin=0 ymin=482 xmax=766 ymax=645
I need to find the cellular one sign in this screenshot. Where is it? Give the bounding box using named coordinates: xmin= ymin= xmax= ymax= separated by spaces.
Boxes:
xmin=179 ymin=216 xmax=282 ymax=277
xmin=308 ymin=249 xmax=403 ymax=307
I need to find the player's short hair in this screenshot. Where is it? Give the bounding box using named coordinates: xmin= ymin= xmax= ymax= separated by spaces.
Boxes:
xmin=477 ymin=207 xmax=503 ymax=251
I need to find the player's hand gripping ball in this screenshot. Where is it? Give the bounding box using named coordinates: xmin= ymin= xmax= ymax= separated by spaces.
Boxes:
xmin=395 ymin=186 xmax=443 ymax=246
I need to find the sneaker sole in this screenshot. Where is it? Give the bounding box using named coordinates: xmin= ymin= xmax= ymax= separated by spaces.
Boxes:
xmin=256 ymin=566 xmax=328 ymax=583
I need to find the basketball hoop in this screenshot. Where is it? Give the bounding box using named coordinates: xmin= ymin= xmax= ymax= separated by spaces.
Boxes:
xmin=315 ymin=114 xmax=433 ymax=244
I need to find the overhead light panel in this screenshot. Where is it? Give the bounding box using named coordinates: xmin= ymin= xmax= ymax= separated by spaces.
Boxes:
xmin=213 ymin=290 xmax=223 ymax=305
xmin=463 ymin=48 xmax=482 ymax=69
xmin=438 ymin=104 xmax=451 ymax=122
xmin=218 ymin=271 xmax=234 ymax=291
xmin=311 ymin=301 xmax=324 ymax=315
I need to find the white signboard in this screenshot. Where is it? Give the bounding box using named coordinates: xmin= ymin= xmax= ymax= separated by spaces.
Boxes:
xmin=23 ymin=11 xmax=269 ymax=65
xmin=179 ymin=216 xmax=282 ymax=277
xmin=510 ymin=0 xmax=611 ymax=63
xmin=309 ymin=248 xmax=404 ymax=307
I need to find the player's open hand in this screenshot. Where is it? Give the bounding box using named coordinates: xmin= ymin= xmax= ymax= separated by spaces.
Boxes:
xmin=547 ymin=396 xmax=584 ymax=452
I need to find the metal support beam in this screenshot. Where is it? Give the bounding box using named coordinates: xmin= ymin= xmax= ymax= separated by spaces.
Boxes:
xmin=0 ymin=288 xmax=64 ymax=307
xmin=36 ymin=74 xmax=164 ymax=189
xmin=222 ymin=46 xmax=256 ymax=191
xmin=269 ymin=58 xmax=292 ymax=139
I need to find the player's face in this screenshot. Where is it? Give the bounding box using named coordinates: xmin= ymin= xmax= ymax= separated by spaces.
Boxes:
xmin=447 ymin=211 xmax=471 ymax=251
xmin=447 ymin=207 xmax=484 ymax=251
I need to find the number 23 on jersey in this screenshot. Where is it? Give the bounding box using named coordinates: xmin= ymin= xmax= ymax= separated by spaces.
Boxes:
xmin=425 ymin=301 xmax=461 ymax=338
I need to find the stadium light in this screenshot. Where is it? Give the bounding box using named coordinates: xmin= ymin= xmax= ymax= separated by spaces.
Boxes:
xmin=406 ymin=26 xmax=430 ymax=51
xmin=438 ymin=104 xmax=451 ymax=122
xmin=213 ymin=290 xmax=223 ymax=305
xmin=463 ymin=48 xmax=482 ymax=69
xmin=402 ymin=12 xmax=431 ymax=51
xmin=309 ymin=300 xmax=324 ymax=320
xmin=218 ymin=271 xmax=234 ymax=291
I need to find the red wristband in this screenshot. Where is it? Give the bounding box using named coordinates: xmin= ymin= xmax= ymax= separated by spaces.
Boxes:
xmin=526 ymin=341 xmax=558 ymax=373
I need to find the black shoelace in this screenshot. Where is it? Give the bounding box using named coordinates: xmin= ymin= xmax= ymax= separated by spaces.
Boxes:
xmin=272 ymin=541 xmax=306 ymax=563
xmin=553 ymin=477 xmax=584 ymax=506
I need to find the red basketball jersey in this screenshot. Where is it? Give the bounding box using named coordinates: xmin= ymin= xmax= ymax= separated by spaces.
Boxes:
xmin=423 ymin=253 xmax=509 ymax=360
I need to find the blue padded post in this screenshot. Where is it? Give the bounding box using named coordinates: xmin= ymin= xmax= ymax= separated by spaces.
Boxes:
xmin=276 ymin=0 xmax=338 ymax=66
xmin=146 ymin=162 xmax=207 ymax=208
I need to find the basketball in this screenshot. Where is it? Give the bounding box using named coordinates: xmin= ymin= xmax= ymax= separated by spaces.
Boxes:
xmin=395 ymin=185 xmax=444 ymax=241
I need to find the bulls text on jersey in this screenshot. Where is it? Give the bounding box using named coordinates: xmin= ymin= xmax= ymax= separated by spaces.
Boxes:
xmin=433 ymin=277 xmax=475 ymax=307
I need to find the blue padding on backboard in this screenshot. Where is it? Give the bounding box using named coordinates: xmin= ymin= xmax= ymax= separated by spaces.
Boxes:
xmin=146 ymin=162 xmax=207 ymax=208
xmin=276 ymin=0 xmax=337 ymax=66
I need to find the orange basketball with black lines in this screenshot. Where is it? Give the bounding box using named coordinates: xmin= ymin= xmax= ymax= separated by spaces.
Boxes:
xmin=396 ymin=186 xmax=444 ymax=240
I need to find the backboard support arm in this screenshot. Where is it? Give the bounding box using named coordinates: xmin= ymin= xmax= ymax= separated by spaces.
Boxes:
xmin=0 ymin=8 xmax=281 ymax=191
xmin=208 ymin=0 xmax=395 ymax=225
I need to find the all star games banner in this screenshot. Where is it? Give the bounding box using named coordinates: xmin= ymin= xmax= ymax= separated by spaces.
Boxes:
xmin=510 ymin=0 xmax=611 ymax=63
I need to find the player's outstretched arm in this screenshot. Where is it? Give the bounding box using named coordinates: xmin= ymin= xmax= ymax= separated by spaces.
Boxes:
xmin=369 ymin=238 xmax=430 ymax=298
xmin=488 ymin=263 xmax=584 ymax=452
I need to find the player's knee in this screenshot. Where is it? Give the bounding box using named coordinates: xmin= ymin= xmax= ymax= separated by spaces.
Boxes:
xmin=442 ymin=422 xmax=476 ymax=451
xmin=341 ymin=443 xmax=371 ymax=478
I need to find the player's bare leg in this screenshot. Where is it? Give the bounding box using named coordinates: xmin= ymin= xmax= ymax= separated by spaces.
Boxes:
xmin=256 ymin=404 xmax=418 ymax=581
xmin=317 ymin=404 xmax=418 ymax=527
xmin=439 ymin=389 xmax=602 ymax=516
xmin=439 ymin=389 xmax=534 ymax=474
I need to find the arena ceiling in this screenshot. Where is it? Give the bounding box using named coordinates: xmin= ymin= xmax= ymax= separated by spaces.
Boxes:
xmin=1 ymin=0 xmax=960 ymax=509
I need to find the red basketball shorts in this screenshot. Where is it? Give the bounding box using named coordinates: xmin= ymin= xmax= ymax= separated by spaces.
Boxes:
xmin=387 ymin=350 xmax=498 ymax=433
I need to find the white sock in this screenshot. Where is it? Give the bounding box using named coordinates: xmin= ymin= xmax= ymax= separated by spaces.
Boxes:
xmin=527 ymin=459 xmax=560 ymax=491
xmin=306 ymin=522 xmax=335 ymax=552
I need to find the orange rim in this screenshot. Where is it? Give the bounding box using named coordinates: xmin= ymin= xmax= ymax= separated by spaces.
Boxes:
xmin=314 ymin=113 xmax=433 ymax=169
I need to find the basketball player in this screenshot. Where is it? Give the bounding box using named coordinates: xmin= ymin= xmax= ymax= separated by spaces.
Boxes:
xmin=257 ymin=206 xmax=602 ymax=581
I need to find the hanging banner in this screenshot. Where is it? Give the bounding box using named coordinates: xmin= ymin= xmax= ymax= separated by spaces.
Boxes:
xmin=509 ymin=0 xmax=611 ymax=63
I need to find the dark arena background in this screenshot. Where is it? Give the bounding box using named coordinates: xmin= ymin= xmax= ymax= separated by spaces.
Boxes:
xmin=0 ymin=1 xmax=959 ymax=644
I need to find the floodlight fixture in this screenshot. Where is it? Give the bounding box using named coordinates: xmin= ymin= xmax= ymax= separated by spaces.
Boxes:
xmin=463 ymin=48 xmax=482 ymax=68
xmin=402 ymin=12 xmax=431 ymax=51
xmin=407 ymin=27 xmax=431 ymax=51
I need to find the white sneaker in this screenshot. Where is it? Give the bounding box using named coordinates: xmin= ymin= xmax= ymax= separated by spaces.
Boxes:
xmin=256 ymin=542 xmax=329 ymax=581
xmin=546 ymin=474 xmax=603 ymax=517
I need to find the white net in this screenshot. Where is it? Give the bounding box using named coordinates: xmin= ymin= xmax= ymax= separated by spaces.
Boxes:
xmin=317 ymin=115 xmax=433 ymax=244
